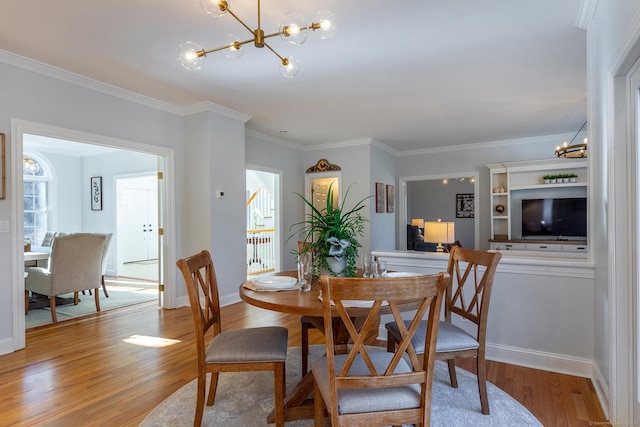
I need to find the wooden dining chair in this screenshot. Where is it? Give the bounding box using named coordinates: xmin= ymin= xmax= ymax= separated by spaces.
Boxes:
xmin=176 ymin=250 xmax=288 ymax=427
xmin=385 ymin=246 xmax=502 ymax=415
xmin=312 ymin=272 xmax=448 ymax=426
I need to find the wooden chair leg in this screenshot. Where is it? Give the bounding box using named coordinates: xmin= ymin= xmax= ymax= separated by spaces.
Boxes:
xmin=74 ymin=292 xmax=80 ymax=305
xmin=477 ymin=354 xmax=490 ymax=415
xmin=49 ymin=296 xmax=57 ymax=323
xmin=25 ymin=291 xmax=29 ymax=315
xmin=386 ymin=331 xmax=397 ymax=352
xmin=301 ymin=321 xmax=310 ymax=375
xmin=94 ymin=288 xmax=101 ymax=312
xmin=274 ymin=362 xmax=285 ymax=427
xmin=194 ymin=373 xmax=206 ymax=427
xmin=447 ymin=359 xmax=458 ymax=388
xmin=206 ymin=372 xmax=219 ymax=406
xmin=314 ymin=378 xmax=325 ymax=427
xmin=101 ymin=275 xmax=109 ymax=298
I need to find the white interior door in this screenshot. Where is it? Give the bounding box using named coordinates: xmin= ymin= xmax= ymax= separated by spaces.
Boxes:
xmin=118 ymin=176 xmax=159 ymax=263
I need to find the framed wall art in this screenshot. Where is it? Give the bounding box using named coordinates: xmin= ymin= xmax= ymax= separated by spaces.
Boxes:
xmin=386 ymin=184 xmax=394 ymax=213
xmin=456 ymin=193 xmax=474 ymax=218
xmin=0 ymin=133 xmax=5 ymax=200
xmin=91 ymin=176 xmax=103 ymax=211
xmin=375 ymin=182 xmax=385 ymax=213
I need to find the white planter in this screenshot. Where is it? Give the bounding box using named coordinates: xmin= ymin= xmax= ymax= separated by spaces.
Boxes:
xmin=550 ymin=179 xmax=557 ymax=184
xmin=563 ymin=178 xmax=569 ymax=183
xmin=544 ymin=179 xmax=550 ymax=184
xmin=326 ymin=256 xmax=347 ymax=276
xmin=570 ymin=177 xmax=577 ymax=183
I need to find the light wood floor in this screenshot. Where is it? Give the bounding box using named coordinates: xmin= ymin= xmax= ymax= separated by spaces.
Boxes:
xmin=1 ymin=301 xmax=609 ymax=426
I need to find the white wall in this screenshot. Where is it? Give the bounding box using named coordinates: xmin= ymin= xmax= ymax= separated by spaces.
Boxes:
xmin=588 ymin=0 xmax=640 ymax=421
xmin=369 ymin=143 xmax=397 ymax=252
xmin=0 ymin=55 xmax=184 ymax=354
xmin=81 ymin=151 xmax=158 ymax=235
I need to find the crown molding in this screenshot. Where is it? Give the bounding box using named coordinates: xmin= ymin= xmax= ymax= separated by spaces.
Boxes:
xmin=0 ymin=49 xmax=183 ymax=115
xmin=301 ymin=137 xmax=374 ymax=152
xmin=576 ymin=0 xmax=598 ymax=30
xmin=182 ymin=102 xmax=251 ymax=123
xmin=396 ymin=132 xmax=576 ymax=157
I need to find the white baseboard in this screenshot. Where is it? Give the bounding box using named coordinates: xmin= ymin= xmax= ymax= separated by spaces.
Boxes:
xmin=0 ymin=337 xmax=16 ymax=356
xmin=486 ymin=342 xmax=594 ymax=378
xmin=591 ymin=362 xmax=609 ymax=420
xmin=219 ymin=292 xmax=242 ymax=309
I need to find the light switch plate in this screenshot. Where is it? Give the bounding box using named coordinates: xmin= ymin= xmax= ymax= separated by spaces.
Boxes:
xmin=0 ymin=220 xmax=9 ymax=233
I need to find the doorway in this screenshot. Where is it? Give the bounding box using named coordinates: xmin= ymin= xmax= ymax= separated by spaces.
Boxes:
xmin=12 ymin=120 xmax=176 ymax=349
xmin=246 ymin=167 xmax=281 ymax=277
xmin=399 ymin=173 xmax=479 ymax=251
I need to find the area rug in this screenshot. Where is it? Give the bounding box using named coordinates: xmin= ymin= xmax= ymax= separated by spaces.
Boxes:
xmin=25 ymin=280 xmax=157 ymax=328
xmin=141 ymin=346 xmax=542 ymax=427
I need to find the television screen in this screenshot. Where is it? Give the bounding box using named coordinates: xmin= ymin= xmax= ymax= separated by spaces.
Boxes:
xmin=521 ymin=198 xmax=587 ymax=238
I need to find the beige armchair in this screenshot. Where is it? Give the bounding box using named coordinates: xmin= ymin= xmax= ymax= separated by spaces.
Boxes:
xmin=100 ymin=233 xmax=113 ymax=297
xmin=25 ymin=233 xmax=107 ymax=323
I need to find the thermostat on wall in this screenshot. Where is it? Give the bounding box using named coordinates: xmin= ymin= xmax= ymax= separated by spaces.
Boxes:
xmin=216 ymin=190 xmax=225 ymax=199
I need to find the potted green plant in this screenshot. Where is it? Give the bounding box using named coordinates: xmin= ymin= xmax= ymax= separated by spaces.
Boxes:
xmin=569 ymin=173 xmax=578 ymax=183
xmin=543 ymin=175 xmax=551 ymax=184
xmin=290 ymin=183 xmax=369 ymax=277
xmin=549 ymin=174 xmax=557 ymax=184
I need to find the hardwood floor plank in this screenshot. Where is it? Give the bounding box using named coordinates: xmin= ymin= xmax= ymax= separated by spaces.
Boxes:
xmin=0 ymin=301 xmax=610 ymax=427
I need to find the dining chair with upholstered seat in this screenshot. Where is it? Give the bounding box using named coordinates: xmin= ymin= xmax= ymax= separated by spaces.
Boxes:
xmin=311 ymin=272 xmax=448 ymax=426
xmin=385 ymin=246 xmax=502 ymax=415
xmin=25 ymin=233 xmax=107 ymax=323
xmin=176 ymin=250 xmax=288 ymax=427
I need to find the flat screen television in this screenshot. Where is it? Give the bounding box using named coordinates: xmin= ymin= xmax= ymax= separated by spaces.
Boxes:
xmin=521 ymin=198 xmax=587 ymax=238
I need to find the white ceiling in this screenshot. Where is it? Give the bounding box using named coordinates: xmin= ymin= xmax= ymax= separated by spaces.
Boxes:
xmin=3 ymin=0 xmax=587 ymax=152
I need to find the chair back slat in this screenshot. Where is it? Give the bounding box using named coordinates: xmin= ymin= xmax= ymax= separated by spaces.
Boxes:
xmin=320 ymin=273 xmax=448 ymax=394
xmin=446 ymin=246 xmax=502 ymax=330
xmin=176 ymin=250 xmax=222 ymax=357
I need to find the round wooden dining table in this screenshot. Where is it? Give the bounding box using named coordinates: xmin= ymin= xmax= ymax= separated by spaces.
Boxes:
xmin=239 ymin=270 xmax=415 ymax=423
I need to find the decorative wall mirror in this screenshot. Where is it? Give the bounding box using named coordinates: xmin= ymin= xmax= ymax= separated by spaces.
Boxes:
xmin=304 ymin=159 xmax=342 ymax=220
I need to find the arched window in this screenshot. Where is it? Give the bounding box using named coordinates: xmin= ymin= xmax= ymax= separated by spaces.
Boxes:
xmin=23 ymin=154 xmax=51 ymax=246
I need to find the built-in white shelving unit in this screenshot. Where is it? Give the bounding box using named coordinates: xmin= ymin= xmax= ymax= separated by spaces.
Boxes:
xmin=487 ymin=159 xmax=588 ymax=254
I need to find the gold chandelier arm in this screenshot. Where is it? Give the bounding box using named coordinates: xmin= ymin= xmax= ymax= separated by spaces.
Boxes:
xmin=225 ymin=7 xmax=254 ymax=36
xmin=200 ymin=37 xmax=254 ymax=56
xmin=262 ymin=41 xmax=285 ymax=62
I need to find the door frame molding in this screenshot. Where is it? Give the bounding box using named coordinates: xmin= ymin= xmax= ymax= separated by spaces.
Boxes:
xmin=11 ymin=119 xmax=177 ymax=351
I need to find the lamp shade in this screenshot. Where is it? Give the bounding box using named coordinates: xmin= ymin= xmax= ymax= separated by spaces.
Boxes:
xmin=424 ymin=219 xmax=455 ymax=252
xmin=411 ymin=218 xmax=424 ymax=229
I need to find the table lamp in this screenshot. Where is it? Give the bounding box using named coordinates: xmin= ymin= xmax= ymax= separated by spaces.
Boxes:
xmin=424 ymin=218 xmax=455 ymax=252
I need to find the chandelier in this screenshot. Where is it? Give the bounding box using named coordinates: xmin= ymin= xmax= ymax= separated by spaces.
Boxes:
xmin=178 ymin=0 xmax=336 ymax=78
xmin=555 ymin=121 xmax=588 ymax=158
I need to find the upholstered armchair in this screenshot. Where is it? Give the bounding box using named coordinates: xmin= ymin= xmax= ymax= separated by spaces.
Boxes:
xmin=100 ymin=233 xmax=113 ymax=297
xmin=25 ymin=233 xmax=107 ymax=322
